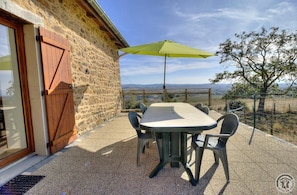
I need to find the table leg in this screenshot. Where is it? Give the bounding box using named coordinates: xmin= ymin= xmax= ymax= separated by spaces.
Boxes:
xmin=170 ymin=132 xmax=180 ymax=167
xmin=181 ymin=132 xmax=197 ymax=186
xmin=149 ymin=132 xmax=170 ymax=178
xmin=149 ymin=132 xmax=198 ymax=186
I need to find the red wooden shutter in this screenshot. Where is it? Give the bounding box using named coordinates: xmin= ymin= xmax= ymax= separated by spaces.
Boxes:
xmin=39 ymin=27 xmax=77 ymax=154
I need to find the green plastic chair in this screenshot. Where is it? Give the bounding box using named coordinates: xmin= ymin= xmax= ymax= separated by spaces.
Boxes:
xmin=195 ymin=103 xmax=209 ymax=114
xmin=139 ymin=103 xmax=147 ymax=114
xmin=128 ymin=111 xmax=154 ymax=166
xmin=192 ymin=113 xmax=239 ymax=183
xmin=199 ymin=106 xmax=209 ymax=115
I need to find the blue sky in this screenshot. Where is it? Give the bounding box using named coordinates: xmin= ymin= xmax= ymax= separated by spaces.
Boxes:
xmin=97 ymin=0 xmax=297 ymax=85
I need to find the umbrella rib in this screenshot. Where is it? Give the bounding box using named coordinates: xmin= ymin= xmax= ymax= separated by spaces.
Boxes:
xmin=119 ymin=52 xmax=129 ymax=58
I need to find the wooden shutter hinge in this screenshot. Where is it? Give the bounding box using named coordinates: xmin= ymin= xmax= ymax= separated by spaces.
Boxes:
xmin=36 ymin=35 xmax=42 ymax=42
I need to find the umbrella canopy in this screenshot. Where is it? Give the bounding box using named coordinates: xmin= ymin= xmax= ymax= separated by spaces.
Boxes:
xmin=0 ymin=55 xmax=12 ymax=70
xmin=119 ymin=40 xmax=214 ymax=89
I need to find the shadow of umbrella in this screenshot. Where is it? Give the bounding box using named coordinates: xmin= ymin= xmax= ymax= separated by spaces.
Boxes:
xmin=72 ymin=84 xmax=89 ymax=108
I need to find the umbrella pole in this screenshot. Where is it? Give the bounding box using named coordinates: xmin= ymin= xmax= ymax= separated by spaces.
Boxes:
xmin=163 ymin=55 xmax=167 ymax=101
xmin=163 ymin=55 xmax=166 ymax=90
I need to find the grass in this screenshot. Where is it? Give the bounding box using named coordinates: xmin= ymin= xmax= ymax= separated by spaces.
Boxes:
xmin=210 ymin=97 xmax=297 ymax=146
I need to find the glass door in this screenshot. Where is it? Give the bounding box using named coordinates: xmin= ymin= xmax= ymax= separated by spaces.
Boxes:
xmin=0 ymin=23 xmax=29 ymax=163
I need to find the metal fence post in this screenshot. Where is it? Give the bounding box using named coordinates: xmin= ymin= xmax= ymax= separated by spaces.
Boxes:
xmin=270 ymin=102 xmax=276 ymax=135
xmin=249 ymin=94 xmax=257 ymax=145
xmin=208 ymin=88 xmax=211 ymax=106
xmin=253 ymin=95 xmax=256 ymax=130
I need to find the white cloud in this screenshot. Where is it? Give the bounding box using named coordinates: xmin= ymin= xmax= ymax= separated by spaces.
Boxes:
xmin=267 ymin=2 xmax=294 ymax=15
xmin=163 ymin=1 xmax=297 ymax=54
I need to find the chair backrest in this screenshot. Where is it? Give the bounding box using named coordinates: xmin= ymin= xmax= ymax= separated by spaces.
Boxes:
xmin=199 ymin=106 xmax=209 ymax=115
xmin=195 ymin=103 xmax=203 ymax=109
xmin=128 ymin=111 xmax=142 ymax=137
xmin=217 ymin=113 xmax=239 ymax=145
xmin=195 ymin=103 xmax=209 ymax=115
xmin=139 ymin=103 xmax=147 ymax=114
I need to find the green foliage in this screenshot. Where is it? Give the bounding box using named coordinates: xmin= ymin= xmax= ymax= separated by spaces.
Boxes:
xmin=286 ymin=86 xmax=297 ymax=97
xmin=222 ymin=83 xmax=255 ymax=100
xmin=125 ymin=93 xmax=139 ymax=109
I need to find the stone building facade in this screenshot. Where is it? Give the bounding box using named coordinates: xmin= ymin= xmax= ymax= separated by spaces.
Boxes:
xmin=21 ymin=0 xmax=125 ymax=133
xmin=0 ymin=0 xmax=128 ymax=169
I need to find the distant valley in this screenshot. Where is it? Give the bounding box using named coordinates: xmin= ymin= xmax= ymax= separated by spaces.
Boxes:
xmin=122 ymin=83 xmax=291 ymax=95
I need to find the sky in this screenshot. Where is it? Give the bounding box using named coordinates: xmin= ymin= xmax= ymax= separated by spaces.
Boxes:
xmin=97 ymin=0 xmax=297 ymax=85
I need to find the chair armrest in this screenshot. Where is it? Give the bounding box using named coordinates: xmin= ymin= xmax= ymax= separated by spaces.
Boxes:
xmin=205 ymin=134 xmax=231 ymax=138
xmin=136 ymin=113 xmax=142 ymax=118
xmin=192 ymin=133 xmax=198 ymax=139
xmin=203 ymin=134 xmax=231 ymax=148
xmin=216 ymin=115 xmax=225 ymax=123
xmin=229 ymin=106 xmax=244 ymax=112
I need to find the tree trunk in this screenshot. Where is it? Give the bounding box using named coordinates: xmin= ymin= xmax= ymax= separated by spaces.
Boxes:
xmin=257 ymin=96 xmax=265 ymax=113
xmin=257 ymin=89 xmax=267 ymax=114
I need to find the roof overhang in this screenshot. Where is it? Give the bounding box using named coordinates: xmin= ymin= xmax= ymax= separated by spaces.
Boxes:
xmin=75 ymin=0 xmax=129 ymax=48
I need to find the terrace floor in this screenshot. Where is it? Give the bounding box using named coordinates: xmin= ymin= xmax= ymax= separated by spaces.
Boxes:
xmin=4 ymin=111 xmax=297 ymax=194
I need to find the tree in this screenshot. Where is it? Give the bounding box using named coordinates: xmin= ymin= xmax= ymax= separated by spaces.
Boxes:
xmin=211 ymin=27 xmax=297 ymax=113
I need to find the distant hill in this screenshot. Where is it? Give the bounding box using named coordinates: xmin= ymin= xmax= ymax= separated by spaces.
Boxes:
xmin=122 ymin=83 xmax=292 ymax=95
xmin=122 ymin=83 xmax=232 ymax=94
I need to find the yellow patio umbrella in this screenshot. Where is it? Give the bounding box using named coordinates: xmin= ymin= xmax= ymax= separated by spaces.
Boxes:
xmin=119 ymin=40 xmax=214 ymax=90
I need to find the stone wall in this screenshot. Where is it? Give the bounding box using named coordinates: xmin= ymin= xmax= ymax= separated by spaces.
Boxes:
xmin=11 ymin=0 xmax=123 ymax=134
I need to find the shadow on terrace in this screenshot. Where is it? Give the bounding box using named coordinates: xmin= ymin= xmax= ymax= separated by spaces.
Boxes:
xmin=19 ymin=111 xmax=297 ymax=194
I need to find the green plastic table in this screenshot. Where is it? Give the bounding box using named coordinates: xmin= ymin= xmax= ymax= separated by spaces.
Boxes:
xmin=140 ymin=102 xmax=217 ymax=186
